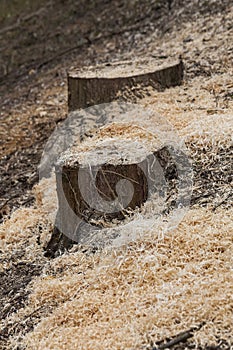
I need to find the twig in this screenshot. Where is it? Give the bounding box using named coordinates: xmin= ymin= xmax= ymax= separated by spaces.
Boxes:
xmin=153 ymin=322 xmax=205 ymax=350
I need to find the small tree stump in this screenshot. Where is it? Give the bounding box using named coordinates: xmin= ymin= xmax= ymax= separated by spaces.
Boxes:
xmin=68 ymin=57 xmax=184 ymax=111
xmin=45 ymin=124 xmax=169 ymax=257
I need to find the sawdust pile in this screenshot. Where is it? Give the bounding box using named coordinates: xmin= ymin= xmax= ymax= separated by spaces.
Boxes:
xmin=1 ymin=204 xmax=232 ymax=349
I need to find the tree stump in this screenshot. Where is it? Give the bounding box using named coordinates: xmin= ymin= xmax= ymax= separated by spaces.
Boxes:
xmin=68 ymin=57 xmax=184 ymax=111
xmin=45 ymin=124 xmax=170 ymax=257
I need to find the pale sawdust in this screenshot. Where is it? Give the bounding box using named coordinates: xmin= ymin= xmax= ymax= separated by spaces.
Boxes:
xmin=0 ymin=79 xmax=67 ymax=158
xmin=69 ymin=57 xmax=179 ymax=79
xmin=59 ymin=123 xmax=162 ymax=166
xmin=140 ymin=74 xmax=233 ymax=140
xmin=1 ymin=203 xmax=232 ymax=349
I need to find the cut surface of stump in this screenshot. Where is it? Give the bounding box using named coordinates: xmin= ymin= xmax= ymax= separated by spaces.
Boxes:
xmin=45 ymin=123 xmax=170 ymax=257
xmin=68 ymin=57 xmax=184 ymax=111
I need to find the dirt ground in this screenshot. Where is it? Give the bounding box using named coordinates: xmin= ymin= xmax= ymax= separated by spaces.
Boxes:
xmin=0 ymin=0 xmax=232 ymax=349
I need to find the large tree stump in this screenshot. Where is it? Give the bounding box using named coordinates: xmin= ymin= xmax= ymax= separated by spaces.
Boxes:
xmin=68 ymin=57 xmax=184 ymax=111
xmin=45 ymin=124 xmax=171 ymax=257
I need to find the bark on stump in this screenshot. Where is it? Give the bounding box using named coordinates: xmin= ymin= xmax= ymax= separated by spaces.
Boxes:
xmin=68 ymin=57 xmax=184 ymax=111
xmin=45 ymin=133 xmax=170 ymax=257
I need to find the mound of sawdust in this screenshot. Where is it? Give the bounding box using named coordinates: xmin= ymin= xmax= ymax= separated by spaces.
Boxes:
xmin=58 ymin=122 xmax=162 ymax=167
xmin=2 ymin=206 xmax=231 ymax=350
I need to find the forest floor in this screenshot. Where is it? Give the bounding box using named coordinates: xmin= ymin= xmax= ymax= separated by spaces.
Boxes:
xmin=0 ymin=1 xmax=232 ymax=349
